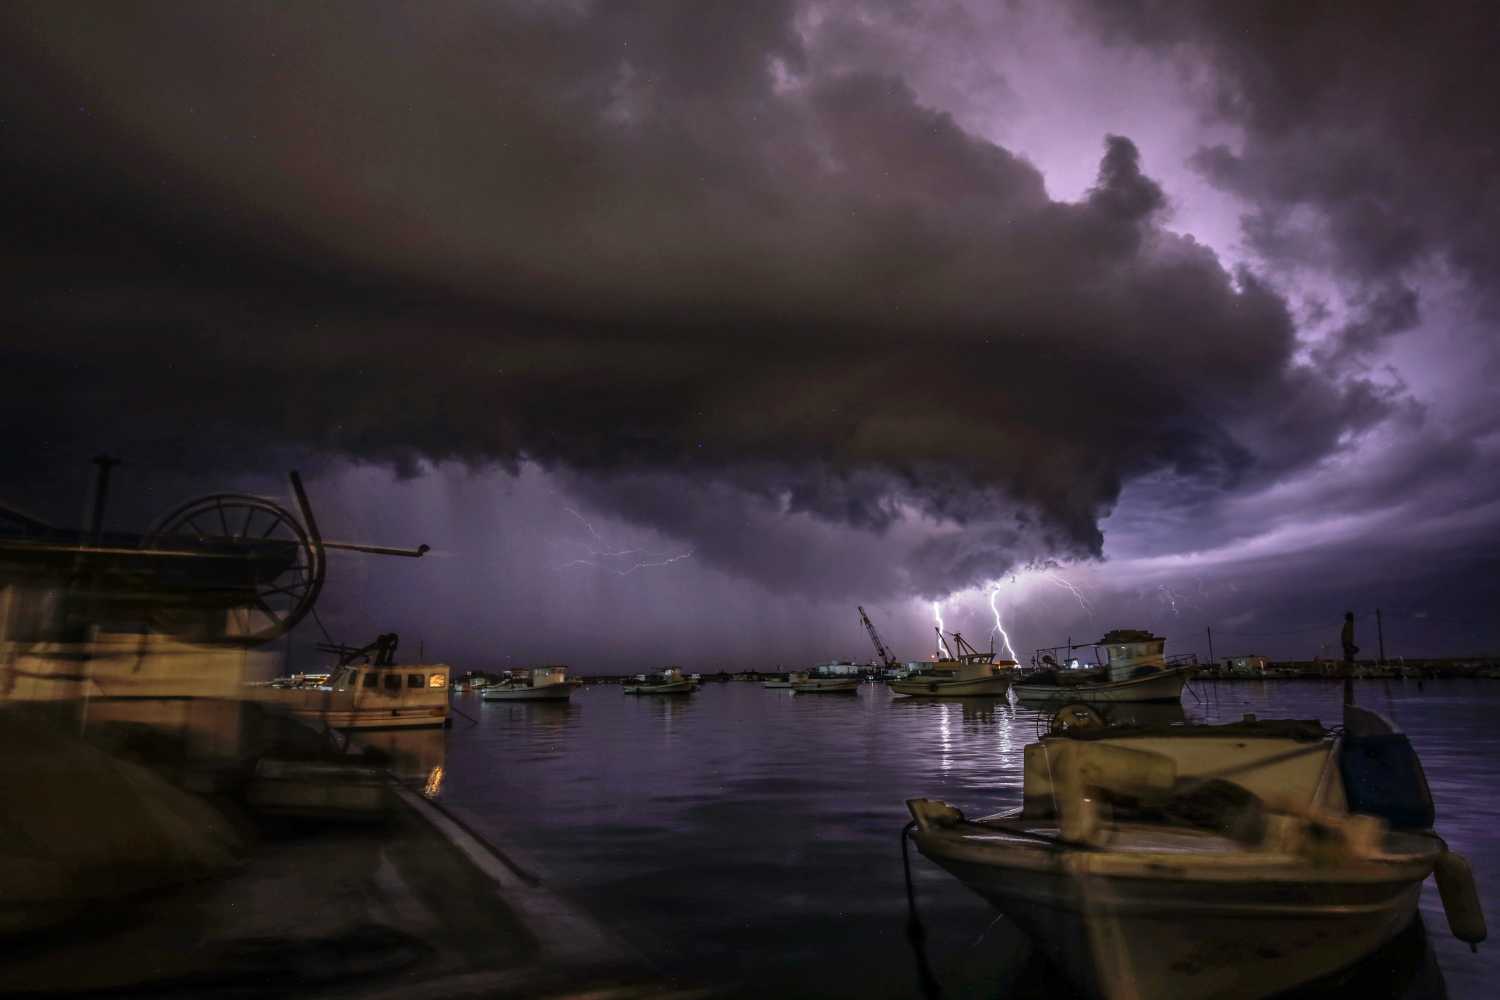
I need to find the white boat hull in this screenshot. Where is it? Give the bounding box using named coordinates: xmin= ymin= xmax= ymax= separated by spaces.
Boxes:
xmin=283 ymin=705 xmax=449 ymax=729
xmin=914 ymin=819 xmax=1438 ymax=1000
xmin=623 ymin=681 xmax=695 ymax=694
xmin=889 ymin=675 xmax=1012 ymax=697
xmin=482 ymin=683 xmax=572 ymax=702
xmin=257 ymin=663 xmax=452 ymax=729
xmin=1013 ymin=666 xmax=1192 ymax=704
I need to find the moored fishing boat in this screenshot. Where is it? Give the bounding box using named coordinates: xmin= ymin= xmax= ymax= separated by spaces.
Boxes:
xmin=889 ymin=631 xmax=1014 ymax=696
xmin=1013 ymin=629 xmax=1194 ymax=704
xmin=790 ymin=670 xmax=859 ymax=693
xmin=482 ymin=665 xmax=572 ymax=701
xmin=623 ymin=666 xmax=696 ymax=695
xmin=763 ymin=671 xmax=807 ymax=689
xmin=256 ymin=633 xmax=451 ymax=729
xmin=904 ymin=701 xmax=1486 ymax=999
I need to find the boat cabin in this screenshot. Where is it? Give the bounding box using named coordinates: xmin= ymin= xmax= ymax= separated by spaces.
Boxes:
xmin=517 ymin=665 xmax=568 ymax=688
xmin=1099 ymin=629 xmax=1166 ymax=681
xmin=257 ymin=660 xmax=451 ymax=729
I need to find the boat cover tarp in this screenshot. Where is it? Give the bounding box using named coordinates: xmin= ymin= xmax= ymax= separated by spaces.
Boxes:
xmin=1339 ymin=733 xmax=1435 ymax=830
xmin=1062 ymin=719 xmax=1327 ymax=741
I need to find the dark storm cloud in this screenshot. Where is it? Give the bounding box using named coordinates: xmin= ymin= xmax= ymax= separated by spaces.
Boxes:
xmin=1082 ymin=0 xmax=1500 ymax=326
xmin=1060 ymin=1 xmax=1500 ymax=597
xmin=1 ymin=1 xmax=1387 ymax=598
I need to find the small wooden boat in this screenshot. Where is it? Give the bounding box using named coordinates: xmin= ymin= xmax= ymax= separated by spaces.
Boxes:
xmin=623 ymin=667 xmax=696 ymax=695
xmin=482 ymin=665 xmax=572 ymax=702
xmin=905 ymin=702 xmax=1486 ymax=999
xmin=890 ymin=632 xmax=1014 ymax=696
xmin=1013 ymin=629 xmax=1194 ymax=704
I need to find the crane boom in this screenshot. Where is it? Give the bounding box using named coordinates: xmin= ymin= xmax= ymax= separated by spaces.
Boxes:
xmin=857 ymin=606 xmax=898 ymax=668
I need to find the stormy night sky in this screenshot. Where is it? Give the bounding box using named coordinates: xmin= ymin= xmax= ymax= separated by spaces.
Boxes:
xmin=3 ymin=1 xmax=1498 ymax=670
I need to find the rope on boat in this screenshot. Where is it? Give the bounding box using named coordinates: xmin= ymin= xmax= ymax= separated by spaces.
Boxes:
xmin=448 ymin=702 xmax=480 ymax=727
xmin=901 ymin=819 xmax=943 ymax=999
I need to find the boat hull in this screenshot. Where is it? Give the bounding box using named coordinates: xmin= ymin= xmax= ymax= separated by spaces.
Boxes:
xmin=889 ymin=675 xmax=1012 ymax=697
xmin=623 ymin=681 xmax=695 ymax=694
xmin=915 ymin=824 xmax=1437 ymax=1000
xmin=284 ymin=706 xmax=449 ymax=729
xmin=791 ymin=678 xmax=859 ymax=693
xmin=1013 ymin=666 xmax=1192 ymax=704
xmin=481 ymin=683 xmax=572 ymax=702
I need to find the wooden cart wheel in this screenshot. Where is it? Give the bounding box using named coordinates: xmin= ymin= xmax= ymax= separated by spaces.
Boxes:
xmin=144 ymin=493 xmax=325 ymax=644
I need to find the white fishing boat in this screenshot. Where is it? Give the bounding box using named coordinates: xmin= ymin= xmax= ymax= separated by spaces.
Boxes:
xmin=763 ymin=671 xmax=807 ymax=689
xmin=905 ymin=702 xmax=1486 ymax=1000
xmin=1013 ymin=630 xmax=1194 ymax=704
xmin=790 ymin=672 xmax=859 ymax=693
xmin=256 ymin=633 xmax=451 ymax=729
xmin=482 ymin=665 xmax=572 ymax=702
xmin=623 ymin=666 xmax=696 ymax=695
xmin=889 ymin=631 xmax=1014 ymax=697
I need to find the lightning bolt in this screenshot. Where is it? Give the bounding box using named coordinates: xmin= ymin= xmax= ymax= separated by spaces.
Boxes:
xmin=1045 ymin=572 xmax=1094 ymax=616
xmin=1158 ymin=584 xmax=1181 ymax=616
xmin=558 ymin=552 xmax=694 ymax=576
xmin=931 ymin=601 xmax=953 ymax=659
xmin=563 ymin=506 xmax=642 ymax=557
xmin=987 ymin=585 xmax=1019 ymax=661
xmin=558 ymin=506 xmax=693 ymax=575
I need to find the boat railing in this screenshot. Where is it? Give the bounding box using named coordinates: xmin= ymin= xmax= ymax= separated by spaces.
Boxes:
xmin=1028 ymin=643 xmax=1105 ymax=670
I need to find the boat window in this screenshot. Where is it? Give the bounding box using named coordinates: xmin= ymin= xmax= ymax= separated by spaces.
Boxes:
xmin=345 ymin=671 xmax=358 ymax=689
xmin=362 ymin=671 xmax=379 ymax=689
xmin=408 ymin=673 xmax=423 ymax=688
xmin=384 ymin=672 xmax=401 ymax=691
xmin=428 ymin=673 xmax=445 ymax=688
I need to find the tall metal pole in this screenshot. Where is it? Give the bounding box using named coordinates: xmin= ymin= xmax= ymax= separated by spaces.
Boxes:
xmin=1206 ymin=626 xmax=1215 ymax=666
xmin=88 ymin=454 xmax=120 ymax=543
xmin=1376 ymin=608 xmax=1386 ymax=665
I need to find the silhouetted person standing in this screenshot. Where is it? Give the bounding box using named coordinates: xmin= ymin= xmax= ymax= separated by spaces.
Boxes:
xmin=1341 ymin=611 xmax=1359 ymax=705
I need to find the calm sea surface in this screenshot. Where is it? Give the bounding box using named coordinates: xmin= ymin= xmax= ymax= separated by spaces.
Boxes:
xmin=434 ymin=679 xmax=1500 ymax=998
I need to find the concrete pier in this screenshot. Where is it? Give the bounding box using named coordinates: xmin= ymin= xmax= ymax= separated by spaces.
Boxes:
xmin=0 ymin=703 xmax=699 ymax=998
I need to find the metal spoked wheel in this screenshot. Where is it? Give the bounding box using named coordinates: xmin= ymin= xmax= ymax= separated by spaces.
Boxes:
xmin=144 ymin=493 xmax=325 ymax=645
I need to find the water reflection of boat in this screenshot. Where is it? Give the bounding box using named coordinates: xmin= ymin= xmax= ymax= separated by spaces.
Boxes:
xmin=905 ymin=702 xmax=1485 ymax=999
xmin=1013 ymin=630 xmax=1194 ymax=704
xmin=623 ymin=667 xmax=696 ymax=695
xmin=889 ymin=694 xmax=1010 ymax=724
xmin=482 ymin=665 xmax=572 ymax=701
xmin=350 ymin=727 xmax=447 ymax=786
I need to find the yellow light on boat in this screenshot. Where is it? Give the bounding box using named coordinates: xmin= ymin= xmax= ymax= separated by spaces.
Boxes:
xmin=424 ymin=765 xmax=444 ymax=798
xmin=428 ymin=673 xmax=445 ymax=688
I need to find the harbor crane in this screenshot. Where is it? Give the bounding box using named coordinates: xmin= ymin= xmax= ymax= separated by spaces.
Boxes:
xmin=858 ymin=606 xmax=899 ymax=669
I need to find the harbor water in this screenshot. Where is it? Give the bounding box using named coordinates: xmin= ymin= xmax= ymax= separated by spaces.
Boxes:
xmin=436 ymin=679 xmax=1500 ymax=998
